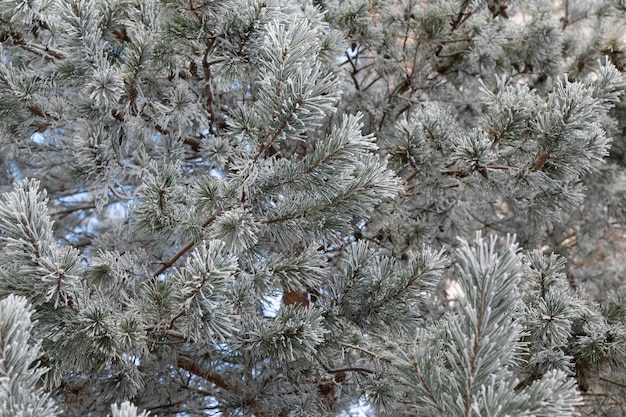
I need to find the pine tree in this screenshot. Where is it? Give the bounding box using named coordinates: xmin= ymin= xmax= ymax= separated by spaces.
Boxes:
xmin=0 ymin=0 xmax=625 ymax=416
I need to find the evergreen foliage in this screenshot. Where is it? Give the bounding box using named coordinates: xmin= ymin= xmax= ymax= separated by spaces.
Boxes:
xmin=0 ymin=0 xmax=625 ymax=416
xmin=0 ymin=294 xmax=58 ymax=416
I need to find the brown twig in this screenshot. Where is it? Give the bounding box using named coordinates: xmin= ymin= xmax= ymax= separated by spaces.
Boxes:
xmin=151 ymin=215 xmax=217 ymax=279
xmin=600 ymin=376 xmax=626 ymax=388
xmin=14 ymin=38 xmax=65 ymax=61
xmin=177 ymin=354 xmax=230 ymax=390
xmin=51 ymin=204 xmax=97 ymax=218
xmin=329 ymin=366 xmax=374 ymax=374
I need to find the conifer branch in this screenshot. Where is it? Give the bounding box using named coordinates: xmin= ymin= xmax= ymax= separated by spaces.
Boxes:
xmin=253 ymin=95 xmax=305 ymax=163
xmin=177 ymin=354 xmax=230 ymax=390
xmin=151 ymin=215 xmax=217 ymax=278
xmin=13 ymin=37 xmax=65 ymax=61
xmin=316 ymin=355 xmax=375 ymax=374
xmin=261 ymin=180 xmax=380 ymax=224
xmin=169 ymin=309 xmax=187 ymax=329
xmin=409 ymin=357 xmax=444 ymax=414
xmin=51 ymin=204 xmax=97 ymax=217
xmin=340 ymin=342 xmax=390 ymax=362
xmin=345 ymin=51 xmax=361 ymax=91
xmin=600 ymin=376 xmax=626 ymax=388
xmin=329 ymin=366 xmax=374 ymax=375
xmin=449 ymin=9 xmax=473 ymax=33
